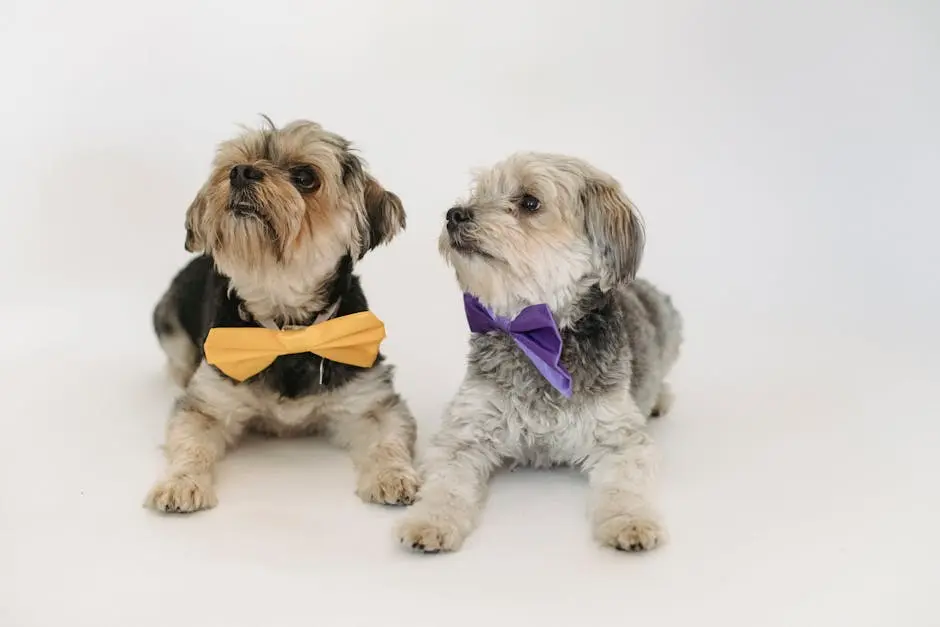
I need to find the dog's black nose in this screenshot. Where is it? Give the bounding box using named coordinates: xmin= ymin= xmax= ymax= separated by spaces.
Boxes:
xmin=230 ymin=164 xmax=264 ymax=188
xmin=446 ymin=207 xmax=471 ymax=231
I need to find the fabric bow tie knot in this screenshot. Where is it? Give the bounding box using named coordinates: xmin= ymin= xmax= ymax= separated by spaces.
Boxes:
xmin=463 ymin=293 xmax=572 ymax=398
xmin=203 ymin=311 xmax=386 ymax=382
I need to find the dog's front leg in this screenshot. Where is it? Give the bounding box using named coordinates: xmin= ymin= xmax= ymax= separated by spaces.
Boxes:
xmin=144 ymin=402 xmax=233 ymax=513
xmin=582 ymin=399 xmax=665 ymax=551
xmin=396 ymin=381 xmax=505 ymax=553
xmin=330 ymin=391 xmax=420 ymax=506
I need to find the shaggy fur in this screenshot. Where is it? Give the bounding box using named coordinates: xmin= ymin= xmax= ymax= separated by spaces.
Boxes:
xmin=396 ymin=152 xmax=682 ymax=552
xmin=145 ymin=119 xmax=418 ymax=513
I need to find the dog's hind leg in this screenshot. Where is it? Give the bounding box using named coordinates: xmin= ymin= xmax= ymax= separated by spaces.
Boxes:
xmin=649 ymin=382 xmax=674 ymax=418
xmin=153 ymin=290 xmax=199 ymax=387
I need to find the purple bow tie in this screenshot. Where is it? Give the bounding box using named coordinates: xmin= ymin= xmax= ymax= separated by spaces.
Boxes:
xmin=463 ymin=293 xmax=573 ymax=398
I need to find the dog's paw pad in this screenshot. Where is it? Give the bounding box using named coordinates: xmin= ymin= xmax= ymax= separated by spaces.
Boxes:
xmin=144 ymin=474 xmax=217 ymax=513
xmin=357 ymin=466 xmax=420 ymax=506
xmin=396 ymin=517 xmax=463 ymax=553
xmin=596 ymin=514 xmax=665 ymax=552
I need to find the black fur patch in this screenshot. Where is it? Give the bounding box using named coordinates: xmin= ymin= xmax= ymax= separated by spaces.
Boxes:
xmin=160 ymin=254 xmax=383 ymax=399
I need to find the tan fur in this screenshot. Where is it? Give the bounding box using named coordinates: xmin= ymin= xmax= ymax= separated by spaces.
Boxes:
xmin=185 ymin=120 xmax=404 ymax=324
xmin=146 ymin=119 xmax=416 ymax=513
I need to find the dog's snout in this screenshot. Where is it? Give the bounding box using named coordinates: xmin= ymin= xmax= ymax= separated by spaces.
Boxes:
xmin=230 ymin=164 xmax=264 ymax=188
xmin=446 ymin=207 xmax=472 ymax=231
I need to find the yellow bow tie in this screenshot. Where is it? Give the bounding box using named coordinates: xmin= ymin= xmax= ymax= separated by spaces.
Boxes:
xmin=203 ymin=311 xmax=386 ymax=382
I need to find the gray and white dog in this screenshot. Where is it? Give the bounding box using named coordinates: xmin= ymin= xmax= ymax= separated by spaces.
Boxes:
xmin=396 ymin=152 xmax=682 ymax=552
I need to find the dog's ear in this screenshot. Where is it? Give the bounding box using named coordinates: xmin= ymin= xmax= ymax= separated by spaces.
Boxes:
xmin=184 ymin=186 xmax=208 ymax=253
xmin=580 ymin=177 xmax=645 ymax=289
xmin=361 ymin=176 xmax=405 ymax=254
xmin=343 ymin=154 xmax=406 ymax=258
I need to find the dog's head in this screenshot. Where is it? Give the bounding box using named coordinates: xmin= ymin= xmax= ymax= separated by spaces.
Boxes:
xmin=439 ymin=152 xmax=644 ymax=314
xmin=184 ymin=118 xmax=405 ymax=279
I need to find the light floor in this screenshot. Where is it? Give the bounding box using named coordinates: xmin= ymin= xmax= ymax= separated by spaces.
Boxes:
xmin=3 ymin=294 xmax=936 ymax=626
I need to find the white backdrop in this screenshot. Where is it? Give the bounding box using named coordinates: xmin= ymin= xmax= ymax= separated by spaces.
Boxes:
xmin=2 ymin=1 xmax=938 ymax=626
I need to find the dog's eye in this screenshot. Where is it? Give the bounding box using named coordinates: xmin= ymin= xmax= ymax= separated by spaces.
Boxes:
xmin=290 ymin=166 xmax=319 ymax=192
xmin=519 ymin=194 xmax=541 ymax=212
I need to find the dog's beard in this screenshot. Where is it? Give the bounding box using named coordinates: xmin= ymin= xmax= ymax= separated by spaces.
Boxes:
xmin=227 ymin=189 xmax=277 ymax=231
xmin=440 ymin=227 xmax=521 ymax=309
xmin=229 ymin=188 xmax=262 ymax=218
xmin=443 ymin=227 xmax=500 ymax=262
xmin=210 ymin=195 xmax=354 ymax=284
xmin=203 ymin=193 xmax=284 ymax=270
xmin=218 ymin=187 xmax=289 ymax=246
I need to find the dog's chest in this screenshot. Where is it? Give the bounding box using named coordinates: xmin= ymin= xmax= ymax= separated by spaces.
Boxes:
xmin=468 ymin=328 xmax=627 ymax=402
xmin=469 ymin=334 xmax=560 ymax=402
xmin=248 ymin=353 xmax=364 ymax=399
xmin=468 ymin=334 xmax=578 ymax=441
xmin=210 ymin=361 xmax=392 ymax=434
xmin=466 ymin=331 xmax=631 ymax=462
xmin=222 ymin=379 xmax=333 ymax=432
xmin=254 ymin=394 xmax=332 ymax=435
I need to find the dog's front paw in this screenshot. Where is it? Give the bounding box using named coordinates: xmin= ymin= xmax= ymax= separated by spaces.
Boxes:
xmin=396 ymin=514 xmax=465 ymax=553
xmin=145 ymin=473 xmax=217 ymax=513
xmin=356 ymin=464 xmax=419 ymax=506
xmin=595 ymin=513 xmax=666 ymax=552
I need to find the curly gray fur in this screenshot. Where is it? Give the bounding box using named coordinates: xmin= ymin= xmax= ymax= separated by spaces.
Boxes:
xmin=397 ymin=152 xmax=682 ymax=553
